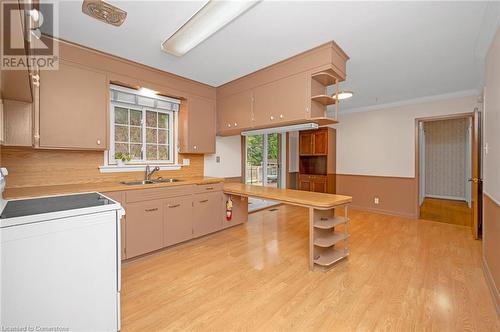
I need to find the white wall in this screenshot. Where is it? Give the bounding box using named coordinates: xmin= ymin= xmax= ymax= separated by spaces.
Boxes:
xmin=483 ymin=27 xmax=500 ymax=202
xmin=204 ymin=135 xmax=241 ymax=178
xmin=333 ymin=95 xmax=478 ymax=178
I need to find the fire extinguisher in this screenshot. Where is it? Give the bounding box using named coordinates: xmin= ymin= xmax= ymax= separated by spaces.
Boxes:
xmin=226 ymin=196 xmax=233 ymax=221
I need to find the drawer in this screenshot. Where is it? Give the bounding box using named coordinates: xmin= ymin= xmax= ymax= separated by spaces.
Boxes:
xmin=193 ymin=182 xmax=223 ymax=194
xmin=126 ymin=185 xmax=195 ymax=203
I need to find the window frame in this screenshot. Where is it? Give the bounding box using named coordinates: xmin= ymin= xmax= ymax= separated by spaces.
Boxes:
xmin=109 ymin=100 xmax=176 ymax=165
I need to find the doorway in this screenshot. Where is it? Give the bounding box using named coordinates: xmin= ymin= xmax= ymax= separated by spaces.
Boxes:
xmin=416 ymin=112 xmax=482 ymax=238
xmin=244 ymin=133 xmax=282 ymax=212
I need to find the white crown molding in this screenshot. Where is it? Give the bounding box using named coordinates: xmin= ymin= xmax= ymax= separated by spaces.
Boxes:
xmin=334 ymin=89 xmax=480 ymax=115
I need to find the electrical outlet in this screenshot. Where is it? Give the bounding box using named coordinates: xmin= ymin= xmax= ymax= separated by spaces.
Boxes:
xmin=216 ymin=156 xmax=221 ymax=163
xmin=183 ymin=158 xmax=190 ymax=166
xmin=374 ymin=197 xmax=380 ymax=205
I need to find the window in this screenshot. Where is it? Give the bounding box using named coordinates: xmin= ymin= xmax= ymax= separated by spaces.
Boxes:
xmin=109 ymin=85 xmax=180 ymax=164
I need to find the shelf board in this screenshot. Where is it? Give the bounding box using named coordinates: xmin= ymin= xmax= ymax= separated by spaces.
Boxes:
xmin=311 ymin=95 xmax=337 ymax=106
xmin=314 ymin=232 xmax=349 ymax=247
xmin=311 ymin=72 xmax=338 ymax=86
xmin=314 ymin=216 xmax=348 ymax=229
xmin=314 ymin=248 xmax=349 ymax=267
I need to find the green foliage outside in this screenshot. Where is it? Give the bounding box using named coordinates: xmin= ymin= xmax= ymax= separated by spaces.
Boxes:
xmin=246 ymin=134 xmax=279 ymax=166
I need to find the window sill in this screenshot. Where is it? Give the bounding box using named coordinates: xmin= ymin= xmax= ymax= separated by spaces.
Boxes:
xmin=99 ymin=164 xmax=183 ymax=173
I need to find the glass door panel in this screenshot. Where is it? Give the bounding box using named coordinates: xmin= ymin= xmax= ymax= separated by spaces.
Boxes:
xmin=265 ymin=133 xmax=280 ymax=188
xmin=245 ymin=134 xmax=264 ymax=185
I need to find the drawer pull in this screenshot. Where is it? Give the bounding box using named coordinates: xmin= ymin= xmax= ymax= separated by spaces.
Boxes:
xmin=168 ymin=204 xmax=180 ymax=208
xmin=205 ymin=187 xmax=214 ymax=190
xmin=199 ymin=199 xmax=209 ymax=203
xmin=145 ymin=208 xmax=158 ymax=212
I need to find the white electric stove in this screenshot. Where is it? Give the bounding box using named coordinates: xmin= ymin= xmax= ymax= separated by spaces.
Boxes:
xmin=0 ymin=168 xmax=124 ymax=331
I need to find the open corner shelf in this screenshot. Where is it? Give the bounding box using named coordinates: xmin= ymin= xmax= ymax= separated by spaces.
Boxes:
xmin=314 ymin=248 xmax=349 ymax=267
xmin=314 ymin=216 xmax=348 ymax=229
xmin=311 ymin=95 xmax=337 ymax=106
xmin=314 ymin=232 xmax=349 ymax=247
xmin=311 ymin=71 xmax=339 ymax=86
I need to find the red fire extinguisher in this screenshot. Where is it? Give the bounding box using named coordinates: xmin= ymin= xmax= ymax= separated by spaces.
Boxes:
xmin=226 ymin=196 xmax=233 ymax=221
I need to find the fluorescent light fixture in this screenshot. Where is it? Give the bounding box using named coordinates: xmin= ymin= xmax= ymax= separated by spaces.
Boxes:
xmin=139 ymin=87 xmax=158 ymax=97
xmin=333 ymin=91 xmax=354 ymax=100
xmin=241 ymin=123 xmax=319 ymax=136
xmin=162 ymin=0 xmax=260 ymax=56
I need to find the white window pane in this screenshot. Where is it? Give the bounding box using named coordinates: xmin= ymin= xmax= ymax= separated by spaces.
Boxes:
xmin=156 ymin=100 xmax=172 ymax=110
xmin=114 ymin=125 xmax=128 ymax=142
xmin=130 ymin=126 xmax=141 ymax=143
xmin=130 ymin=109 xmax=141 ymax=126
xmin=158 ymin=113 xmax=169 ymax=129
xmin=146 ymin=111 xmax=157 ymax=127
xmin=115 ymin=143 xmax=128 ymax=155
xmin=116 ymin=91 xmax=136 ymax=104
xmin=158 ymin=129 xmax=168 ymax=144
xmin=130 ymin=144 xmax=142 ymax=160
xmin=146 ymin=128 xmax=157 ymax=144
xmin=146 ymin=144 xmax=158 ymax=160
xmin=114 ymin=107 xmax=128 ymax=125
xmin=158 ymin=145 xmax=168 ymax=160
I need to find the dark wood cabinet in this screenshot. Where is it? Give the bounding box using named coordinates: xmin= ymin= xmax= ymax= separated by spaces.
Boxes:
xmin=298 ymin=127 xmax=336 ymax=194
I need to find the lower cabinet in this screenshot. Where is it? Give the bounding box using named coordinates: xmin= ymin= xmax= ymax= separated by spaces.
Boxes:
xmin=126 ymin=199 xmax=164 ymax=258
xmin=164 ymin=196 xmax=193 ymax=246
xmin=222 ymin=194 xmax=248 ymax=229
xmin=299 ymin=174 xmax=328 ymax=193
xmin=193 ymin=192 xmax=223 ymax=238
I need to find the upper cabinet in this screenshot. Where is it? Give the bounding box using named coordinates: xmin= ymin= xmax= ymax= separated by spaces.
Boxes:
xmin=179 ymin=96 xmax=216 ymax=154
xmin=253 ymin=72 xmax=308 ymax=127
xmin=38 ymin=61 xmax=108 ymax=150
xmin=216 ymin=41 xmax=349 ymax=136
xmin=217 ymin=89 xmax=253 ymax=134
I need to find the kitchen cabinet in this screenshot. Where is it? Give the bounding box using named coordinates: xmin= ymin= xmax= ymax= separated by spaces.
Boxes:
xmin=193 ymin=191 xmax=223 ymax=238
xmin=252 ymin=72 xmax=308 ymax=127
xmin=38 ymin=61 xmax=107 ymax=150
xmin=164 ymin=195 xmax=193 ymax=246
xmin=299 ymin=128 xmax=336 ymax=194
xmin=299 ymin=128 xmax=329 ymax=156
xmin=179 ymin=96 xmax=216 ymax=154
xmin=217 ymin=90 xmax=253 ymax=134
xmin=3 ymin=100 xmax=32 ymax=147
xmin=126 ymin=199 xmax=164 ymax=258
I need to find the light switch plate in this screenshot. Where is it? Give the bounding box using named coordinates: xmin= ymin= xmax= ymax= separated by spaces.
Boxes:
xmin=183 ymin=158 xmax=190 ymax=166
xmin=216 ymin=156 xmax=221 ymax=163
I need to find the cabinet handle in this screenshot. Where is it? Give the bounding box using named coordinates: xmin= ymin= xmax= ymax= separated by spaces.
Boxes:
xmin=97 ymin=139 xmax=101 ymax=145
xmin=168 ymin=204 xmax=180 ymax=208
xmin=199 ymin=199 xmax=209 ymax=203
xmin=145 ymin=208 xmax=158 ymax=212
xmin=234 ymin=122 xmax=238 ymax=127
xmin=227 ymin=123 xmax=232 ymax=128
xmin=270 ymin=115 xmax=274 ymax=120
xmin=193 ymin=145 xmax=197 ymax=150
xmin=205 ymin=187 xmax=214 ymax=190
xmin=280 ymin=114 xmax=284 ymax=119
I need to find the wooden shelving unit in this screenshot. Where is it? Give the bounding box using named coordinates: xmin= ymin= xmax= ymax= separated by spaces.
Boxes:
xmin=311 ymin=71 xmax=339 ymax=86
xmin=309 ymin=205 xmax=349 ymax=271
xmin=311 ymin=94 xmax=337 ymax=106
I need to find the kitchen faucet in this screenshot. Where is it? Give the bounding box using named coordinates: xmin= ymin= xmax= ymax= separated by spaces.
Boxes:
xmin=145 ymin=165 xmax=160 ymax=181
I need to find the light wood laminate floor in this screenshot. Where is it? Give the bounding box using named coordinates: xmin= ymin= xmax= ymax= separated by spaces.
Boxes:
xmin=121 ymin=205 xmax=499 ymax=331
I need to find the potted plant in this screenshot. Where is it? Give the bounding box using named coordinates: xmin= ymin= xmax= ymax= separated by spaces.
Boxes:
xmin=115 ymin=152 xmax=132 ymax=166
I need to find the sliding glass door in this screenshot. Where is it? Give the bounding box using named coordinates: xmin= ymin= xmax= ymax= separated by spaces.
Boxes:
xmin=245 ymin=133 xmax=281 ymax=188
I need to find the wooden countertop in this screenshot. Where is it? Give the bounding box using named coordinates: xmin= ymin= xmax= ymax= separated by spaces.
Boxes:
xmin=5 ymin=177 xmax=224 ymax=199
xmin=223 ymin=183 xmax=352 ymax=209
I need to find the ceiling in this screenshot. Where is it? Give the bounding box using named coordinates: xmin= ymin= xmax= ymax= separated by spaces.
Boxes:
xmin=43 ymin=1 xmax=500 ymax=111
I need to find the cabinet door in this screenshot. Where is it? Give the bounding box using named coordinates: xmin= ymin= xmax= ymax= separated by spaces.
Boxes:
xmin=299 ymin=175 xmax=311 ymax=191
xmin=126 ymin=200 xmax=163 ymax=258
xmin=182 ymin=96 xmax=216 ymax=154
xmin=164 ymin=196 xmax=193 ymax=246
xmin=193 ymin=192 xmax=223 ymax=238
xmin=311 ymin=176 xmax=327 ymax=193
xmin=253 ymin=72 xmax=308 ymax=127
xmin=313 ymin=129 xmax=328 ymax=155
xmin=39 ymin=61 xmax=107 ymax=150
xmin=222 ymin=194 xmax=248 ymax=229
xmin=217 ymin=90 xmax=253 ymax=133
xmin=299 ymin=132 xmax=314 ymax=155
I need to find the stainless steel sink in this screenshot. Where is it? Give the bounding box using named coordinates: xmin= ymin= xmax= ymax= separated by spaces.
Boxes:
xmin=120 ymin=180 xmax=155 ymax=185
xmin=120 ymin=178 xmax=181 ymax=185
xmin=152 ymin=178 xmax=181 ymax=183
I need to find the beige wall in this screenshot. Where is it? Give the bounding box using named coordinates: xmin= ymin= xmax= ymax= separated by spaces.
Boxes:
xmin=483 ymin=27 xmax=500 ymax=315
xmin=334 ymin=95 xmax=478 ymax=177
xmin=204 ymin=135 xmax=242 ymax=178
xmin=424 ymin=118 xmax=467 ymax=199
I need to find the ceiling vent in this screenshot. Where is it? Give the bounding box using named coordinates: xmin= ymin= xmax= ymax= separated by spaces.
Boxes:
xmin=82 ymin=0 xmax=127 ymax=27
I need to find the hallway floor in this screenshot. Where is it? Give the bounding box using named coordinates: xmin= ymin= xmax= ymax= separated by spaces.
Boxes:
xmin=420 ymin=197 xmax=473 ymax=227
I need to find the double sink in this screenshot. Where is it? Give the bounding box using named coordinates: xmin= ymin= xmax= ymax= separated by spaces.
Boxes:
xmin=121 ymin=178 xmax=181 ymax=186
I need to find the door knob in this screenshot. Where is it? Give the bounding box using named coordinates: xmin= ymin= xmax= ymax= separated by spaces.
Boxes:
xmin=468 ymin=178 xmax=482 ymax=183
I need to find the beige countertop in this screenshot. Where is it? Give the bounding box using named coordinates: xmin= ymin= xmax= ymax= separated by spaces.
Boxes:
xmin=5 ymin=177 xmax=224 ymax=199
xmin=223 ymin=183 xmax=352 ymax=209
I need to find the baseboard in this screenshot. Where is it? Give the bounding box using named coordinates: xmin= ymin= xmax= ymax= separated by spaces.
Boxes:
xmin=425 ymin=194 xmax=466 ymax=201
xmin=349 ymin=204 xmax=417 ymax=219
xmin=483 ymin=255 xmax=500 ymax=317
